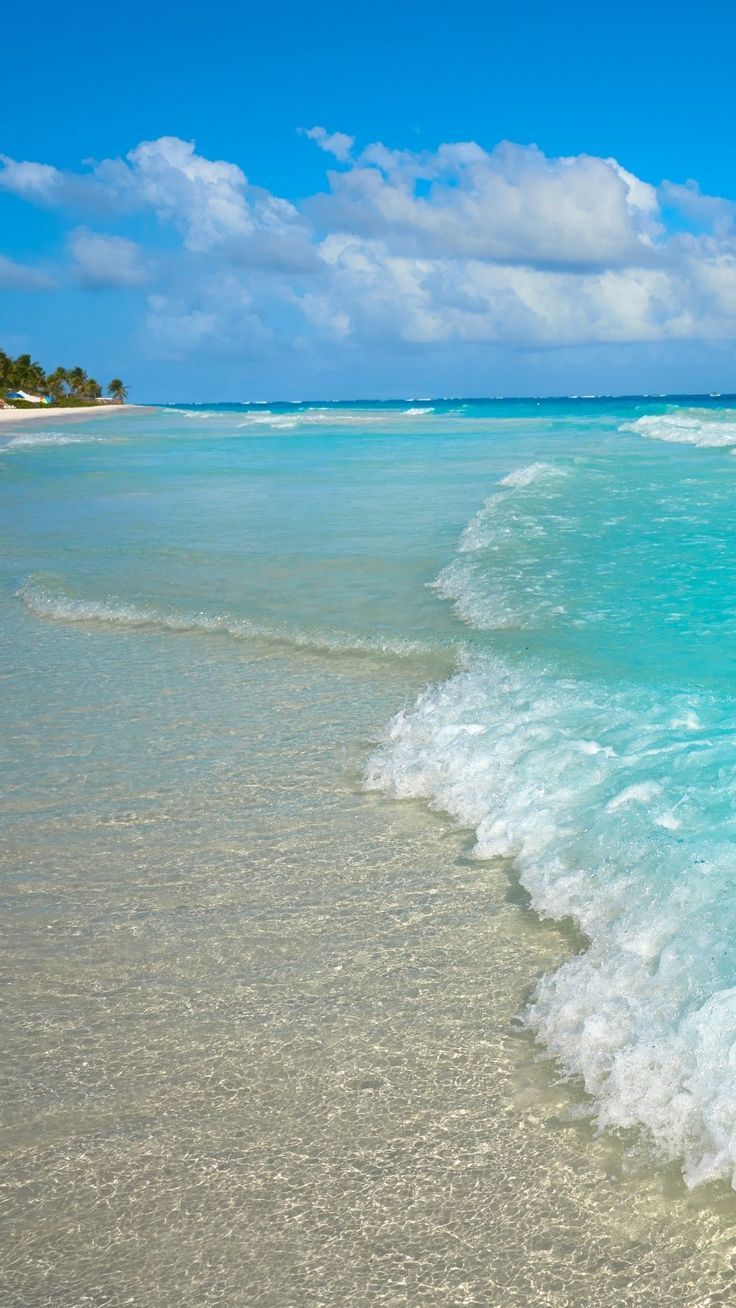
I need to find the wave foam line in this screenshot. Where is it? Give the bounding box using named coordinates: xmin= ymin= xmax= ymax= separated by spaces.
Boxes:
xmin=18 ymin=577 xmax=444 ymax=663
xmin=367 ymin=652 xmax=736 ymax=1188
xmin=4 ymin=432 xmax=113 ymax=448
xmin=236 ymin=409 xmax=388 ymax=431
xmin=623 ymin=408 xmax=736 ymax=448
xmin=430 ymin=462 xmax=571 ymax=631
xmin=458 ymin=462 xmax=568 ymax=553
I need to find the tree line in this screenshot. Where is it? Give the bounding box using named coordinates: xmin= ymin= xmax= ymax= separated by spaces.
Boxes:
xmin=0 ymin=351 xmax=127 ymax=404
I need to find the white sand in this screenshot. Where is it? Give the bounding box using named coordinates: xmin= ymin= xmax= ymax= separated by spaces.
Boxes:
xmin=0 ymin=404 xmax=146 ymax=426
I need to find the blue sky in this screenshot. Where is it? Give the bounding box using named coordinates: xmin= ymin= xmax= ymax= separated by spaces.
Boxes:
xmin=2 ymin=0 xmax=736 ymax=399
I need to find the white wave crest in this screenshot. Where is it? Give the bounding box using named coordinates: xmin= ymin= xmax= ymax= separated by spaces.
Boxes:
xmin=236 ymin=408 xmax=387 ymax=431
xmin=432 ymin=558 xmax=529 ymax=629
xmin=237 ymin=413 xmax=300 ymax=430
xmin=457 ymin=462 xmax=567 ymax=554
xmin=18 ymin=577 xmax=442 ymax=662
xmin=429 ymin=462 xmax=571 ymax=630
xmin=623 ymin=408 xmax=736 ymax=448
xmin=498 ymin=461 xmax=567 ymax=490
xmin=167 ymin=406 xmax=435 ymax=432
xmin=4 ymin=431 xmax=110 ymax=449
xmin=367 ymin=652 xmax=736 ymax=1188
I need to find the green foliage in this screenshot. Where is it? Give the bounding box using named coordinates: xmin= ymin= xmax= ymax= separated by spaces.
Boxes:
xmin=0 ymin=351 xmax=127 ymax=406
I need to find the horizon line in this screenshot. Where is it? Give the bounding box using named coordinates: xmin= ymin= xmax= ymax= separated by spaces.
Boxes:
xmin=144 ymin=392 xmax=736 ymax=406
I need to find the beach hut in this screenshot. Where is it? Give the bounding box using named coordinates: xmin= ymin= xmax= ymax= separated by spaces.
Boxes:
xmin=5 ymin=390 xmax=48 ymax=404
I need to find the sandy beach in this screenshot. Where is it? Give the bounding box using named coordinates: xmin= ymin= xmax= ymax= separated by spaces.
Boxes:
xmin=0 ymin=404 xmax=145 ymax=426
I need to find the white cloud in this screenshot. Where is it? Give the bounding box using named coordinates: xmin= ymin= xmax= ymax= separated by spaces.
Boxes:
xmin=5 ymin=133 xmax=736 ymax=367
xmin=145 ymin=295 xmax=220 ymax=353
xmin=0 ymin=156 xmax=62 ymax=202
xmin=0 ymin=253 xmax=54 ymax=290
xmin=93 ymin=137 xmax=308 ymax=255
xmin=301 ymin=235 xmax=688 ymax=347
xmin=303 ymin=126 xmax=354 ymax=163
xmin=309 ymin=141 xmax=662 ymax=268
xmin=69 ymin=229 xmax=147 ymax=288
xmin=1 ymin=137 xmax=308 ymax=261
xmin=659 ymin=179 xmax=736 ymax=234
xmin=102 ymin=137 xmax=256 ymax=250
xmin=144 ymin=273 xmax=272 ymax=359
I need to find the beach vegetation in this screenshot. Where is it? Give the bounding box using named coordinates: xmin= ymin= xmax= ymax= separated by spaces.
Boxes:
xmin=0 ymin=350 xmax=127 ymax=407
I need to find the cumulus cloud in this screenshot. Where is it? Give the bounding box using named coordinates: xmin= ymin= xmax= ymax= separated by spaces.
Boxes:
xmin=0 ymin=156 xmax=62 ymax=202
xmin=145 ymin=295 xmax=220 ymax=354
xmin=69 ymin=229 xmax=147 ymax=288
xmin=302 ymin=126 xmax=354 ymax=163
xmin=4 ymin=132 xmax=736 ymax=365
xmin=659 ymin=179 xmax=736 ymax=235
xmin=144 ymin=273 xmax=273 ymax=359
xmin=295 ymin=139 xmax=736 ymax=349
xmin=308 ymin=140 xmax=662 ymax=269
xmin=95 ymin=137 xmax=271 ymax=251
xmin=300 ymin=234 xmax=692 ymax=348
xmin=0 ymin=137 xmax=310 ymax=262
xmin=0 ymin=254 xmax=54 ymax=290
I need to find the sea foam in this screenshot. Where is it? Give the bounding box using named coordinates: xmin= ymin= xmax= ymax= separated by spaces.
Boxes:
xmin=236 ymin=408 xmax=386 ymax=431
xmin=457 ymin=462 xmax=567 ymax=553
xmin=624 ymin=408 xmax=736 ymax=448
xmin=432 ymin=462 xmax=570 ymax=629
xmin=367 ymin=650 xmax=736 ymax=1187
xmin=18 ymin=576 xmax=443 ymax=663
xmin=368 ymin=452 xmax=736 ymax=1189
xmin=4 ymin=431 xmax=112 ymax=448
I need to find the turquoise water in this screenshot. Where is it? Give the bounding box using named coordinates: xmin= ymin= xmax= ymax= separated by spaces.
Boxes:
xmin=6 ymin=397 xmax=736 ymax=1303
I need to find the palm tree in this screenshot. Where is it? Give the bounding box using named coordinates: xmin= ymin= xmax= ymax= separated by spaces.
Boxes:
xmin=11 ymin=353 xmax=46 ymax=393
xmin=46 ymin=367 xmax=69 ymax=401
xmin=67 ymin=366 xmax=88 ymax=400
xmin=0 ymin=352 xmax=126 ymax=405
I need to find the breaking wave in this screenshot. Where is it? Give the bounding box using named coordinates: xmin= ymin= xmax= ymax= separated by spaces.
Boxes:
xmin=367 ymin=646 xmax=736 ymax=1189
xmin=458 ymin=462 xmax=568 ymax=553
xmin=432 ymin=462 xmax=570 ymax=629
xmin=624 ymin=407 xmax=736 ymax=448
xmin=368 ymin=455 xmax=736 ymax=1189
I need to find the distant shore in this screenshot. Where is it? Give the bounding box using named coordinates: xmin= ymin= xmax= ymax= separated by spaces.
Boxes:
xmin=0 ymin=404 xmax=147 ymax=426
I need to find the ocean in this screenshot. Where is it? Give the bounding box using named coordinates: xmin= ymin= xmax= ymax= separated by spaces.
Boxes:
xmin=4 ymin=396 xmax=736 ymax=1304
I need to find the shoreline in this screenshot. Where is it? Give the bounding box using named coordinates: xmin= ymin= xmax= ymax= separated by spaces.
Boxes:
xmin=6 ymin=394 xmax=736 ymax=1304
xmin=0 ymin=404 xmax=149 ymax=427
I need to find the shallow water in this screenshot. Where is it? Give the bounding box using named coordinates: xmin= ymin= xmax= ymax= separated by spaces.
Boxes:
xmin=4 ymin=398 xmax=736 ymax=1304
